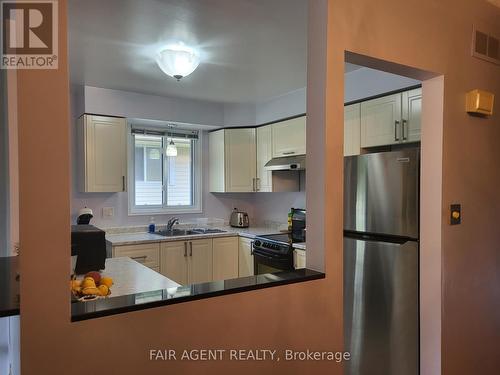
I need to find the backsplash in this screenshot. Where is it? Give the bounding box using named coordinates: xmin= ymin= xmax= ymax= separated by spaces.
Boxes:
xmin=71 ymin=191 xmax=304 ymax=230
xmin=102 ymin=218 xmax=288 ymax=235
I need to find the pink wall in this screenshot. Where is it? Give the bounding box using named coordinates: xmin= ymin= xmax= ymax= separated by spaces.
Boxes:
xmin=15 ymin=1 xmax=500 ymax=375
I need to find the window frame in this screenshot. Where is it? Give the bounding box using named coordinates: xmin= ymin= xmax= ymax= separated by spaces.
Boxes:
xmin=127 ymin=124 xmax=203 ymax=215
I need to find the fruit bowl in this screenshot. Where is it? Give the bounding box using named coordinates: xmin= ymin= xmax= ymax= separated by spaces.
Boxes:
xmin=70 ymin=271 xmax=114 ymax=302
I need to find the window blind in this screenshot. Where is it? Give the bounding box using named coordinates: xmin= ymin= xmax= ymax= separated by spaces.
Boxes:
xmin=131 ymin=128 xmax=199 ymax=139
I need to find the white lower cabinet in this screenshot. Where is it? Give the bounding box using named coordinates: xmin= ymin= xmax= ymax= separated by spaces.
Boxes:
xmin=160 ymin=239 xmax=213 ymax=285
xmin=112 ymin=243 xmax=160 ymax=270
xmin=160 ymin=237 xmax=243 ymax=285
xmin=293 ymin=249 xmax=306 ymax=269
xmin=212 ymin=237 xmax=239 ymax=281
xmin=238 ymin=237 xmax=254 ymax=277
xmin=118 ymin=236 xmax=247 ymax=285
xmin=189 ymin=239 xmax=213 ymax=284
xmin=160 ymin=241 xmax=189 ymax=285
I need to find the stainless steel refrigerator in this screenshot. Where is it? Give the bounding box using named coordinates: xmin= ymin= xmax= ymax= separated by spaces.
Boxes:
xmin=344 ymin=148 xmax=419 ymax=375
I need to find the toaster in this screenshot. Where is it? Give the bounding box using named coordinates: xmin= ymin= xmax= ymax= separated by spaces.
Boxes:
xmin=230 ymin=208 xmax=249 ymax=228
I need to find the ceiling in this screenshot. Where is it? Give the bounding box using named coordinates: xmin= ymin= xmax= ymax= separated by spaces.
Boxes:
xmin=345 ymin=63 xmax=363 ymax=73
xmin=68 ymin=0 xmax=309 ymax=104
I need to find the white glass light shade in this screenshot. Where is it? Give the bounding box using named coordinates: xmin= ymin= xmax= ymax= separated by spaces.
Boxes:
xmin=166 ymin=139 xmax=178 ymax=157
xmin=156 ymin=44 xmax=200 ymax=81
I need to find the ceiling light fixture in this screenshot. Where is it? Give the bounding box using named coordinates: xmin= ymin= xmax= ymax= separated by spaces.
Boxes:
xmin=166 ymin=139 xmax=178 ymax=157
xmin=166 ymin=127 xmax=178 ymax=157
xmin=156 ymin=43 xmax=200 ymax=81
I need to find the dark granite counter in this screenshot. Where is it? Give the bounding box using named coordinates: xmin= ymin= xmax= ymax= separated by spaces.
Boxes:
xmin=72 ymin=268 xmax=325 ymax=322
xmin=0 ymin=256 xmax=20 ymax=317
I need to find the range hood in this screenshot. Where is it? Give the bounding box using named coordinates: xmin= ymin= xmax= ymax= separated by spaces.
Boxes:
xmin=264 ymin=155 xmax=306 ymax=171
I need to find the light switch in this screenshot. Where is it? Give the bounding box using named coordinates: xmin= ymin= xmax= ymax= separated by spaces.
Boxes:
xmin=102 ymin=207 xmax=114 ymax=218
xmin=450 ymin=204 xmax=461 ymax=225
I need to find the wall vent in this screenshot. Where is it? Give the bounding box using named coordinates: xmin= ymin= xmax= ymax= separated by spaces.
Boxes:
xmin=472 ymin=26 xmax=500 ymax=65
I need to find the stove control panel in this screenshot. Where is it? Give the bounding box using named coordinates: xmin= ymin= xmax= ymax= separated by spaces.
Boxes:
xmin=253 ymin=239 xmax=291 ymax=255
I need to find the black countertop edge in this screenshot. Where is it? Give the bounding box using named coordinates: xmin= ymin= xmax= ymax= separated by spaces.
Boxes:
xmin=0 ymin=307 xmax=20 ymax=318
xmin=0 ymin=256 xmax=20 ymax=318
xmin=71 ymin=269 xmax=325 ymax=322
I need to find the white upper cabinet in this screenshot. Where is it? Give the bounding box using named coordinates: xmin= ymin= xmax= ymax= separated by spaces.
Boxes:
xmin=360 ymin=88 xmax=422 ymax=148
xmin=402 ymin=88 xmax=422 ymax=143
xmin=225 ymin=128 xmax=257 ymax=192
xmin=209 ymin=128 xmax=257 ymax=193
xmin=344 ymin=103 xmax=361 ymax=156
xmin=78 ymin=114 xmax=127 ymax=192
xmin=209 ymin=129 xmax=226 ymax=193
xmin=256 ymin=125 xmax=273 ymax=192
xmin=271 ymin=116 xmax=306 ymax=157
xmin=361 ymin=93 xmax=402 ymax=148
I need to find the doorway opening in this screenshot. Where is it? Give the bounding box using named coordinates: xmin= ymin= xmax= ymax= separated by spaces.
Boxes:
xmin=342 ymin=52 xmax=444 ymax=375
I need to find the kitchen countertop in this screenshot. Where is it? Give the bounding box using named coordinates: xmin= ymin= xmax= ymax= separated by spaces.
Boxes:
xmin=74 ymin=257 xmax=180 ymax=298
xmin=0 ymin=256 xmax=20 ymax=317
xmin=106 ymin=226 xmax=282 ymax=246
xmin=293 ymin=243 xmax=306 ymax=251
xmin=72 ymin=268 xmax=324 ymax=322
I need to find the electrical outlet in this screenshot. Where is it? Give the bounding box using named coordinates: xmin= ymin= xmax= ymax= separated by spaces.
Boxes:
xmin=102 ymin=207 xmax=115 ymax=218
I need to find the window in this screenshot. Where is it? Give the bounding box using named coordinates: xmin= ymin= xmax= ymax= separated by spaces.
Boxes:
xmin=129 ymin=129 xmax=202 ymax=214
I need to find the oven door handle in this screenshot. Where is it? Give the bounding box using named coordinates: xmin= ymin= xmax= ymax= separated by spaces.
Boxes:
xmin=252 ymin=249 xmax=286 ymax=260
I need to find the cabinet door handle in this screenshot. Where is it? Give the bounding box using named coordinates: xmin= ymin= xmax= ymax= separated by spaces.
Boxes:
xmin=184 ymin=242 xmax=187 ymax=257
xmin=122 ymin=176 xmax=126 ymax=191
xmin=394 ymin=121 xmax=400 ymax=141
xmin=282 ymin=151 xmax=295 ymax=155
xmin=256 ymin=178 xmax=260 ymax=192
xmin=190 ymin=242 xmax=193 ymax=257
xmin=250 ymin=241 xmax=255 ymax=255
xmin=252 ymin=178 xmax=256 ymax=192
xmin=402 ymin=119 xmax=407 ymax=141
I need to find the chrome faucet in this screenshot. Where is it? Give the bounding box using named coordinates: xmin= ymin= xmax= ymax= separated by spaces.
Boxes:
xmin=166 ymin=217 xmax=179 ymax=231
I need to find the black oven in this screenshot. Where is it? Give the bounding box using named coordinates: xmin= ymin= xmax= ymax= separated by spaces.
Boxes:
xmin=252 ymin=208 xmax=305 ymax=275
xmin=252 ymin=247 xmax=294 ymax=275
xmin=252 ymin=235 xmax=294 ymax=275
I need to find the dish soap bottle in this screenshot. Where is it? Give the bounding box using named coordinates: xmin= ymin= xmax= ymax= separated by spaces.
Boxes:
xmin=148 ymin=217 xmax=156 ymax=233
xmin=287 ymin=209 xmax=293 ymax=232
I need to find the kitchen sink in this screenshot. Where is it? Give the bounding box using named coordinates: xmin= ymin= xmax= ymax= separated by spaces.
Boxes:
xmin=190 ymin=228 xmax=227 ymax=234
xmin=156 ymin=228 xmax=226 ymax=237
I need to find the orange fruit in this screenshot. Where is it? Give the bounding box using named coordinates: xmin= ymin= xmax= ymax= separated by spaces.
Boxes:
xmin=98 ymin=285 xmax=109 ymax=296
xmin=81 ymin=277 xmax=96 ymax=289
xmin=100 ymin=277 xmax=114 ymax=288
